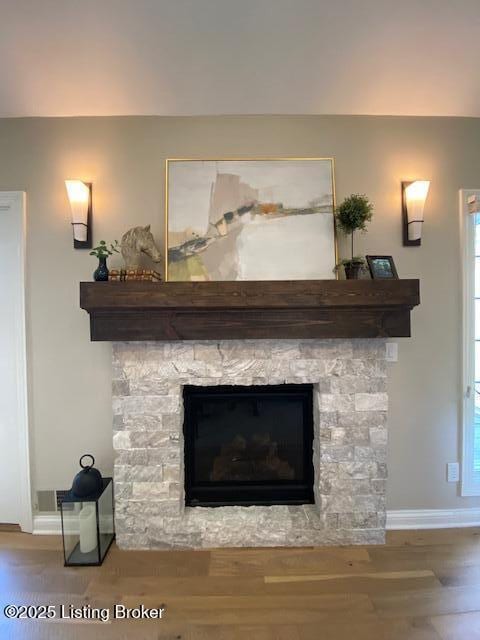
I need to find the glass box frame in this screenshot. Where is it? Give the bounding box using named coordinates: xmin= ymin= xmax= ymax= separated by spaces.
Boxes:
xmin=60 ymin=477 xmax=115 ymax=566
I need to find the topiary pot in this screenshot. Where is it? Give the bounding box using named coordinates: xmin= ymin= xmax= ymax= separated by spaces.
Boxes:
xmin=343 ymin=260 xmax=364 ymax=280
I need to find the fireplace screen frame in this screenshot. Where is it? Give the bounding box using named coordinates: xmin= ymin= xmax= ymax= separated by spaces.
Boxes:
xmin=183 ymin=384 xmax=315 ymax=507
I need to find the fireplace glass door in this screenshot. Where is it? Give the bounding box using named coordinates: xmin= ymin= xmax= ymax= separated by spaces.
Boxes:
xmin=183 ymin=384 xmax=314 ymax=506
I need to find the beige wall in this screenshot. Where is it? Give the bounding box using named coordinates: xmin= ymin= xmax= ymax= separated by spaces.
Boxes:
xmin=0 ymin=114 xmax=479 ymax=510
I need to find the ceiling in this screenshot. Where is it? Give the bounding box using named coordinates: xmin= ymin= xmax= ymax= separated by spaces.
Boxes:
xmin=1 ymin=0 xmax=479 ymax=118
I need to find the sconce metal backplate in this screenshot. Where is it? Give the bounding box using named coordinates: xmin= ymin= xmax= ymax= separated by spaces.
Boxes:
xmin=401 ymin=181 xmax=421 ymax=247
xmin=73 ymin=182 xmax=93 ymax=249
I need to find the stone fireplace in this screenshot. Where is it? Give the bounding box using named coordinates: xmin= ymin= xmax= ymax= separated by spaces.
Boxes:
xmin=112 ymin=338 xmax=388 ymax=549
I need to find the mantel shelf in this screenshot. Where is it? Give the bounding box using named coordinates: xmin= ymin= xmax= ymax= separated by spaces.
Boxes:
xmin=79 ymin=280 xmax=420 ymax=342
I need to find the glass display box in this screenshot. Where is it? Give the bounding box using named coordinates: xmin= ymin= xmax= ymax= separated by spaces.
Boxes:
xmin=60 ymin=477 xmax=115 ymax=566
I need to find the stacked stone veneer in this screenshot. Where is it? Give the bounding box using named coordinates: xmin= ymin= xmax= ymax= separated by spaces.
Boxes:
xmin=112 ymin=339 xmax=388 ymax=549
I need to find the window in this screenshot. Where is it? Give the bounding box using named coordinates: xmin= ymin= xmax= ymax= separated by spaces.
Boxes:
xmin=462 ymin=189 xmax=480 ymax=495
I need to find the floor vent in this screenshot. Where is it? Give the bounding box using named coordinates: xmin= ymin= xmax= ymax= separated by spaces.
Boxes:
xmin=36 ymin=489 xmax=70 ymax=512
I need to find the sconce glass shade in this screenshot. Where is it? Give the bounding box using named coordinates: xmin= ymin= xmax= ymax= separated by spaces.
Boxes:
xmin=65 ymin=180 xmax=91 ymax=244
xmin=404 ymin=180 xmax=430 ymax=242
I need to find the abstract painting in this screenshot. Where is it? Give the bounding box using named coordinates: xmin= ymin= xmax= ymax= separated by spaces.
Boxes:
xmin=165 ymin=158 xmax=336 ymax=281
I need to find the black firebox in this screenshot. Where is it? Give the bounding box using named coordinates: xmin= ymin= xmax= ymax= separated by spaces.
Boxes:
xmin=183 ymin=384 xmax=314 ymax=507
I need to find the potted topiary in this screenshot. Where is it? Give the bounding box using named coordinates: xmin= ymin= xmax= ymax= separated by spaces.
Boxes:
xmin=335 ymin=194 xmax=373 ymax=279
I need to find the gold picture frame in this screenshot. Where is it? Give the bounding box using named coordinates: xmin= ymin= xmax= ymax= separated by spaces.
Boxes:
xmin=165 ymin=157 xmax=337 ymax=282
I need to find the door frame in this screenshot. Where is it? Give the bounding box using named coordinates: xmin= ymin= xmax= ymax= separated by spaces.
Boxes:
xmin=0 ymin=191 xmax=33 ymax=531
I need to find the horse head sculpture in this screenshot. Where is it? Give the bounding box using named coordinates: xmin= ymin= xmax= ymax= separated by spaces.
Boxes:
xmin=121 ymin=225 xmax=163 ymax=271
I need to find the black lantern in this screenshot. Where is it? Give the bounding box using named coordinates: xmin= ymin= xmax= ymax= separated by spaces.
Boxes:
xmin=60 ymin=455 xmax=115 ymax=566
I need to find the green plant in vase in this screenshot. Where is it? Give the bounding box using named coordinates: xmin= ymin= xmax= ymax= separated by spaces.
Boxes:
xmin=335 ymin=194 xmax=373 ymax=279
xmin=90 ymin=240 xmax=119 ymax=281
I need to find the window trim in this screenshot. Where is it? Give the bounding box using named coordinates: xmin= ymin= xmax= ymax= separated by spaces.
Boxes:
xmin=461 ymin=189 xmax=480 ymax=496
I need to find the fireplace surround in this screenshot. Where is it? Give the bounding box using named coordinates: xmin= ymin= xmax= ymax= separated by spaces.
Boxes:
xmin=80 ymin=279 xmax=419 ymax=549
xmin=112 ymin=338 xmax=388 ymax=549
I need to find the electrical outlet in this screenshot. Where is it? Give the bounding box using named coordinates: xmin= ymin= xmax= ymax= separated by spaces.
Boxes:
xmin=447 ymin=462 xmax=460 ymax=483
xmin=386 ymin=342 xmax=398 ymax=362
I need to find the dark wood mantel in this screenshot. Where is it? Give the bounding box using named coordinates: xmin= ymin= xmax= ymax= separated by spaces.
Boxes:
xmin=79 ymin=280 xmax=420 ymax=341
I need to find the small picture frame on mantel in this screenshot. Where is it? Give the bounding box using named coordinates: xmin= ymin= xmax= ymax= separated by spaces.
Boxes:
xmin=366 ymin=255 xmax=399 ymax=279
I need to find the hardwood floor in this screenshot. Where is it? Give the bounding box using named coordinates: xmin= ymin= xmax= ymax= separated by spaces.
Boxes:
xmin=0 ymin=529 xmax=480 ymax=639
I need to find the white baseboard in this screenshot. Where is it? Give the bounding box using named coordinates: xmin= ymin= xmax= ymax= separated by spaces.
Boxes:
xmin=33 ymin=509 xmax=480 ymax=536
xmin=33 ymin=514 xmax=62 ymax=535
xmin=386 ymin=508 xmax=480 ymax=530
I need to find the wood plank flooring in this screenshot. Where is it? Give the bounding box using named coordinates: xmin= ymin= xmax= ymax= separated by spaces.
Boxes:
xmin=0 ymin=528 xmax=479 ymax=639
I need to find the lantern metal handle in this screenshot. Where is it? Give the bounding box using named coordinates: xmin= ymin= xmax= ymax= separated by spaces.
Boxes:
xmin=79 ymin=454 xmax=95 ymax=470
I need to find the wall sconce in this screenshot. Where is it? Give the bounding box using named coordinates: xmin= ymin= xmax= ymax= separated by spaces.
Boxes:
xmin=65 ymin=180 xmax=92 ymax=249
xmin=402 ymin=180 xmax=430 ymax=246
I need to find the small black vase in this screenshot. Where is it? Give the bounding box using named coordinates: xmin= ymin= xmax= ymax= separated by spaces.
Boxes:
xmin=93 ymin=256 xmax=109 ymax=281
